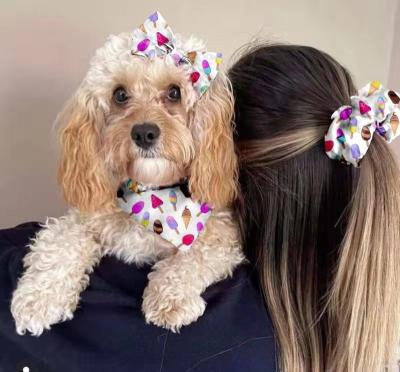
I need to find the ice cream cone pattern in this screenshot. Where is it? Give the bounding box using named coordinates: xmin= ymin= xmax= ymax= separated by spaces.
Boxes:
xmin=349 ymin=117 xmax=358 ymax=138
xmin=187 ymin=51 xmax=197 ymax=64
xmin=149 ymin=11 xmax=158 ymax=27
xmin=376 ymin=125 xmax=387 ymax=136
xmin=216 ymin=53 xmax=222 ymax=69
xmin=324 ymin=140 xmax=334 ymax=152
xmin=153 ymin=219 xmax=163 ymax=234
xmin=171 ymin=53 xmax=182 ymax=65
xmin=199 ymin=86 xmax=208 ymax=95
xmin=196 ymin=202 xmax=211 ymax=217
xmin=368 ymin=80 xmax=381 ymax=96
xmin=137 ymin=38 xmax=150 ymax=52
xmin=131 ymin=11 xmax=221 ymax=98
xmin=390 ymin=114 xmax=399 ymax=135
xmin=339 ymin=107 xmax=352 ymax=121
xmin=182 ymin=207 xmax=192 ymax=229
xmin=131 ymin=201 xmax=144 ymax=215
xmin=388 ymin=91 xmax=400 ymax=104
xmin=361 ymin=126 xmax=371 ymax=142
xmin=156 ymin=32 xmax=169 ymax=46
xmin=190 ymin=71 xmax=200 ymax=83
xmin=127 ymin=179 xmax=141 ymax=193
xmin=336 ymin=128 xmax=346 ymax=148
xmin=351 ymin=144 xmax=361 ymax=161
xmin=325 ymin=82 xmax=400 ymax=167
xmin=140 ymin=211 xmax=150 ymax=228
xmin=376 ymin=96 xmax=385 ymax=116
xmin=178 ymin=234 xmax=195 ymax=249
xmin=202 ymin=59 xmax=212 ymax=81
xmin=169 ymin=190 xmax=177 ymax=211
xmin=359 ymin=100 xmax=371 ymax=116
xmin=151 ymin=194 xmax=164 ymax=213
xmin=166 ymin=216 xmax=179 ymax=234
xmin=118 ymin=177 xmax=214 ymax=249
xmin=196 ymin=222 xmax=204 ymax=233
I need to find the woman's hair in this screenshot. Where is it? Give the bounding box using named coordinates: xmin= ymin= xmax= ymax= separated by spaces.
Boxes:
xmin=229 ymin=43 xmax=400 ymax=372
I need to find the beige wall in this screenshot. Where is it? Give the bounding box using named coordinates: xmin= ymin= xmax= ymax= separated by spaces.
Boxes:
xmin=0 ymin=0 xmax=399 ymax=227
xmin=389 ymin=4 xmax=400 ymax=98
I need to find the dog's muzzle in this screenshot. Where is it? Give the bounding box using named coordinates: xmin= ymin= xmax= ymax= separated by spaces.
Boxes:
xmin=131 ymin=122 xmax=160 ymax=150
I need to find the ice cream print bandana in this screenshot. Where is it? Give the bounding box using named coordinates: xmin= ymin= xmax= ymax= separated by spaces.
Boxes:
xmin=117 ymin=180 xmax=212 ymax=250
xmin=131 ymin=11 xmax=222 ymax=97
xmin=325 ymin=81 xmax=400 ymax=167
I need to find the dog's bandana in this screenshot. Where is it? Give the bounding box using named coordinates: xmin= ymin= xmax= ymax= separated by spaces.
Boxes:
xmin=131 ymin=11 xmax=222 ymax=97
xmin=325 ymin=81 xmax=400 ymax=167
xmin=117 ymin=180 xmax=212 ymax=250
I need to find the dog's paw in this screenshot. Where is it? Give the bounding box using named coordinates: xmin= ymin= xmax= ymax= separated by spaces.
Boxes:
xmin=142 ymin=277 xmax=206 ymax=332
xmin=11 ymin=286 xmax=77 ymax=336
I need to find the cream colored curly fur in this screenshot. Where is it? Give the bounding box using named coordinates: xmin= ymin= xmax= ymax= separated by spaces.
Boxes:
xmin=11 ymin=29 xmax=244 ymax=336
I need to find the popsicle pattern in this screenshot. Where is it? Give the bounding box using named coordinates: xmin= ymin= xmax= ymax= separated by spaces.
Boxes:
xmin=118 ymin=180 xmax=212 ymax=250
xmin=131 ymin=11 xmax=221 ymax=97
xmin=325 ymin=81 xmax=400 ymax=167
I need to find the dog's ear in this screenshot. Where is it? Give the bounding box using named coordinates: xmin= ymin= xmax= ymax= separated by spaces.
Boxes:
xmin=189 ymin=72 xmax=238 ymax=209
xmin=57 ymin=90 xmax=115 ymax=213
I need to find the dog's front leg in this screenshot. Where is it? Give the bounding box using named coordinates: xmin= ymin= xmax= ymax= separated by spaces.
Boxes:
xmin=11 ymin=210 xmax=102 ymax=336
xmin=142 ymin=209 xmax=245 ymax=332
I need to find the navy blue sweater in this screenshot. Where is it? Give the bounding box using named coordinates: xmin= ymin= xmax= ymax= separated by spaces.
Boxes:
xmin=0 ymin=223 xmax=276 ymax=372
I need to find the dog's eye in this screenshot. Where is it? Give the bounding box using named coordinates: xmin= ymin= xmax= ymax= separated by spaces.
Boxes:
xmin=113 ymin=87 xmax=129 ymax=105
xmin=167 ymin=85 xmax=181 ymax=102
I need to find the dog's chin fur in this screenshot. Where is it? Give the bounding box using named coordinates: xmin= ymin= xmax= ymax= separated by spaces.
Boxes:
xmin=129 ymin=157 xmax=186 ymax=186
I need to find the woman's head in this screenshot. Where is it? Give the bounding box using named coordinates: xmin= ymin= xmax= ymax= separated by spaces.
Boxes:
xmin=230 ymin=44 xmax=400 ymax=372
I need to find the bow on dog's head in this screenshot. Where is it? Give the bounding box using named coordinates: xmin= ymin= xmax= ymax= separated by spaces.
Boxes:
xmin=57 ymin=12 xmax=237 ymax=213
xmin=131 ymin=11 xmax=222 ymax=97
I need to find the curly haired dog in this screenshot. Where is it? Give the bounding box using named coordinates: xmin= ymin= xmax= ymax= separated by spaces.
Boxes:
xmin=11 ymin=27 xmax=244 ymax=336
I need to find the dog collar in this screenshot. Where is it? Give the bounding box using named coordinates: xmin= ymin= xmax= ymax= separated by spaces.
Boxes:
xmin=117 ymin=179 xmax=212 ymax=250
xmin=119 ymin=179 xmax=190 ymax=194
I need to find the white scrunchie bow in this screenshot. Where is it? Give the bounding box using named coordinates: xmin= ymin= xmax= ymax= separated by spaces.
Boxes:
xmin=325 ymin=81 xmax=400 ymax=167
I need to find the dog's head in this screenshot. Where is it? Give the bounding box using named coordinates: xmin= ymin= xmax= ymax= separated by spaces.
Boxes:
xmin=57 ymin=32 xmax=237 ymax=213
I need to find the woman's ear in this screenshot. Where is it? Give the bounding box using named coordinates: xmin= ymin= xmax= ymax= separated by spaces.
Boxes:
xmin=189 ymin=72 xmax=238 ymax=208
xmin=57 ymin=91 xmax=115 ymax=213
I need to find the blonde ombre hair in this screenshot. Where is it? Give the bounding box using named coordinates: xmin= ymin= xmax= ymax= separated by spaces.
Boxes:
xmin=230 ymin=43 xmax=400 ymax=371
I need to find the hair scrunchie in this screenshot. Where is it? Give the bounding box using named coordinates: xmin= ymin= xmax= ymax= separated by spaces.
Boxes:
xmin=325 ymin=81 xmax=400 ymax=167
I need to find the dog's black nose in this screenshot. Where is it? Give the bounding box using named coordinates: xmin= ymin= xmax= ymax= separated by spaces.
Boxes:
xmin=131 ymin=123 xmax=160 ymax=149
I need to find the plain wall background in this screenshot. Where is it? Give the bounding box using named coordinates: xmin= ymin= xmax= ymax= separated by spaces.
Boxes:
xmin=1 ymin=0 xmax=399 ymax=228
